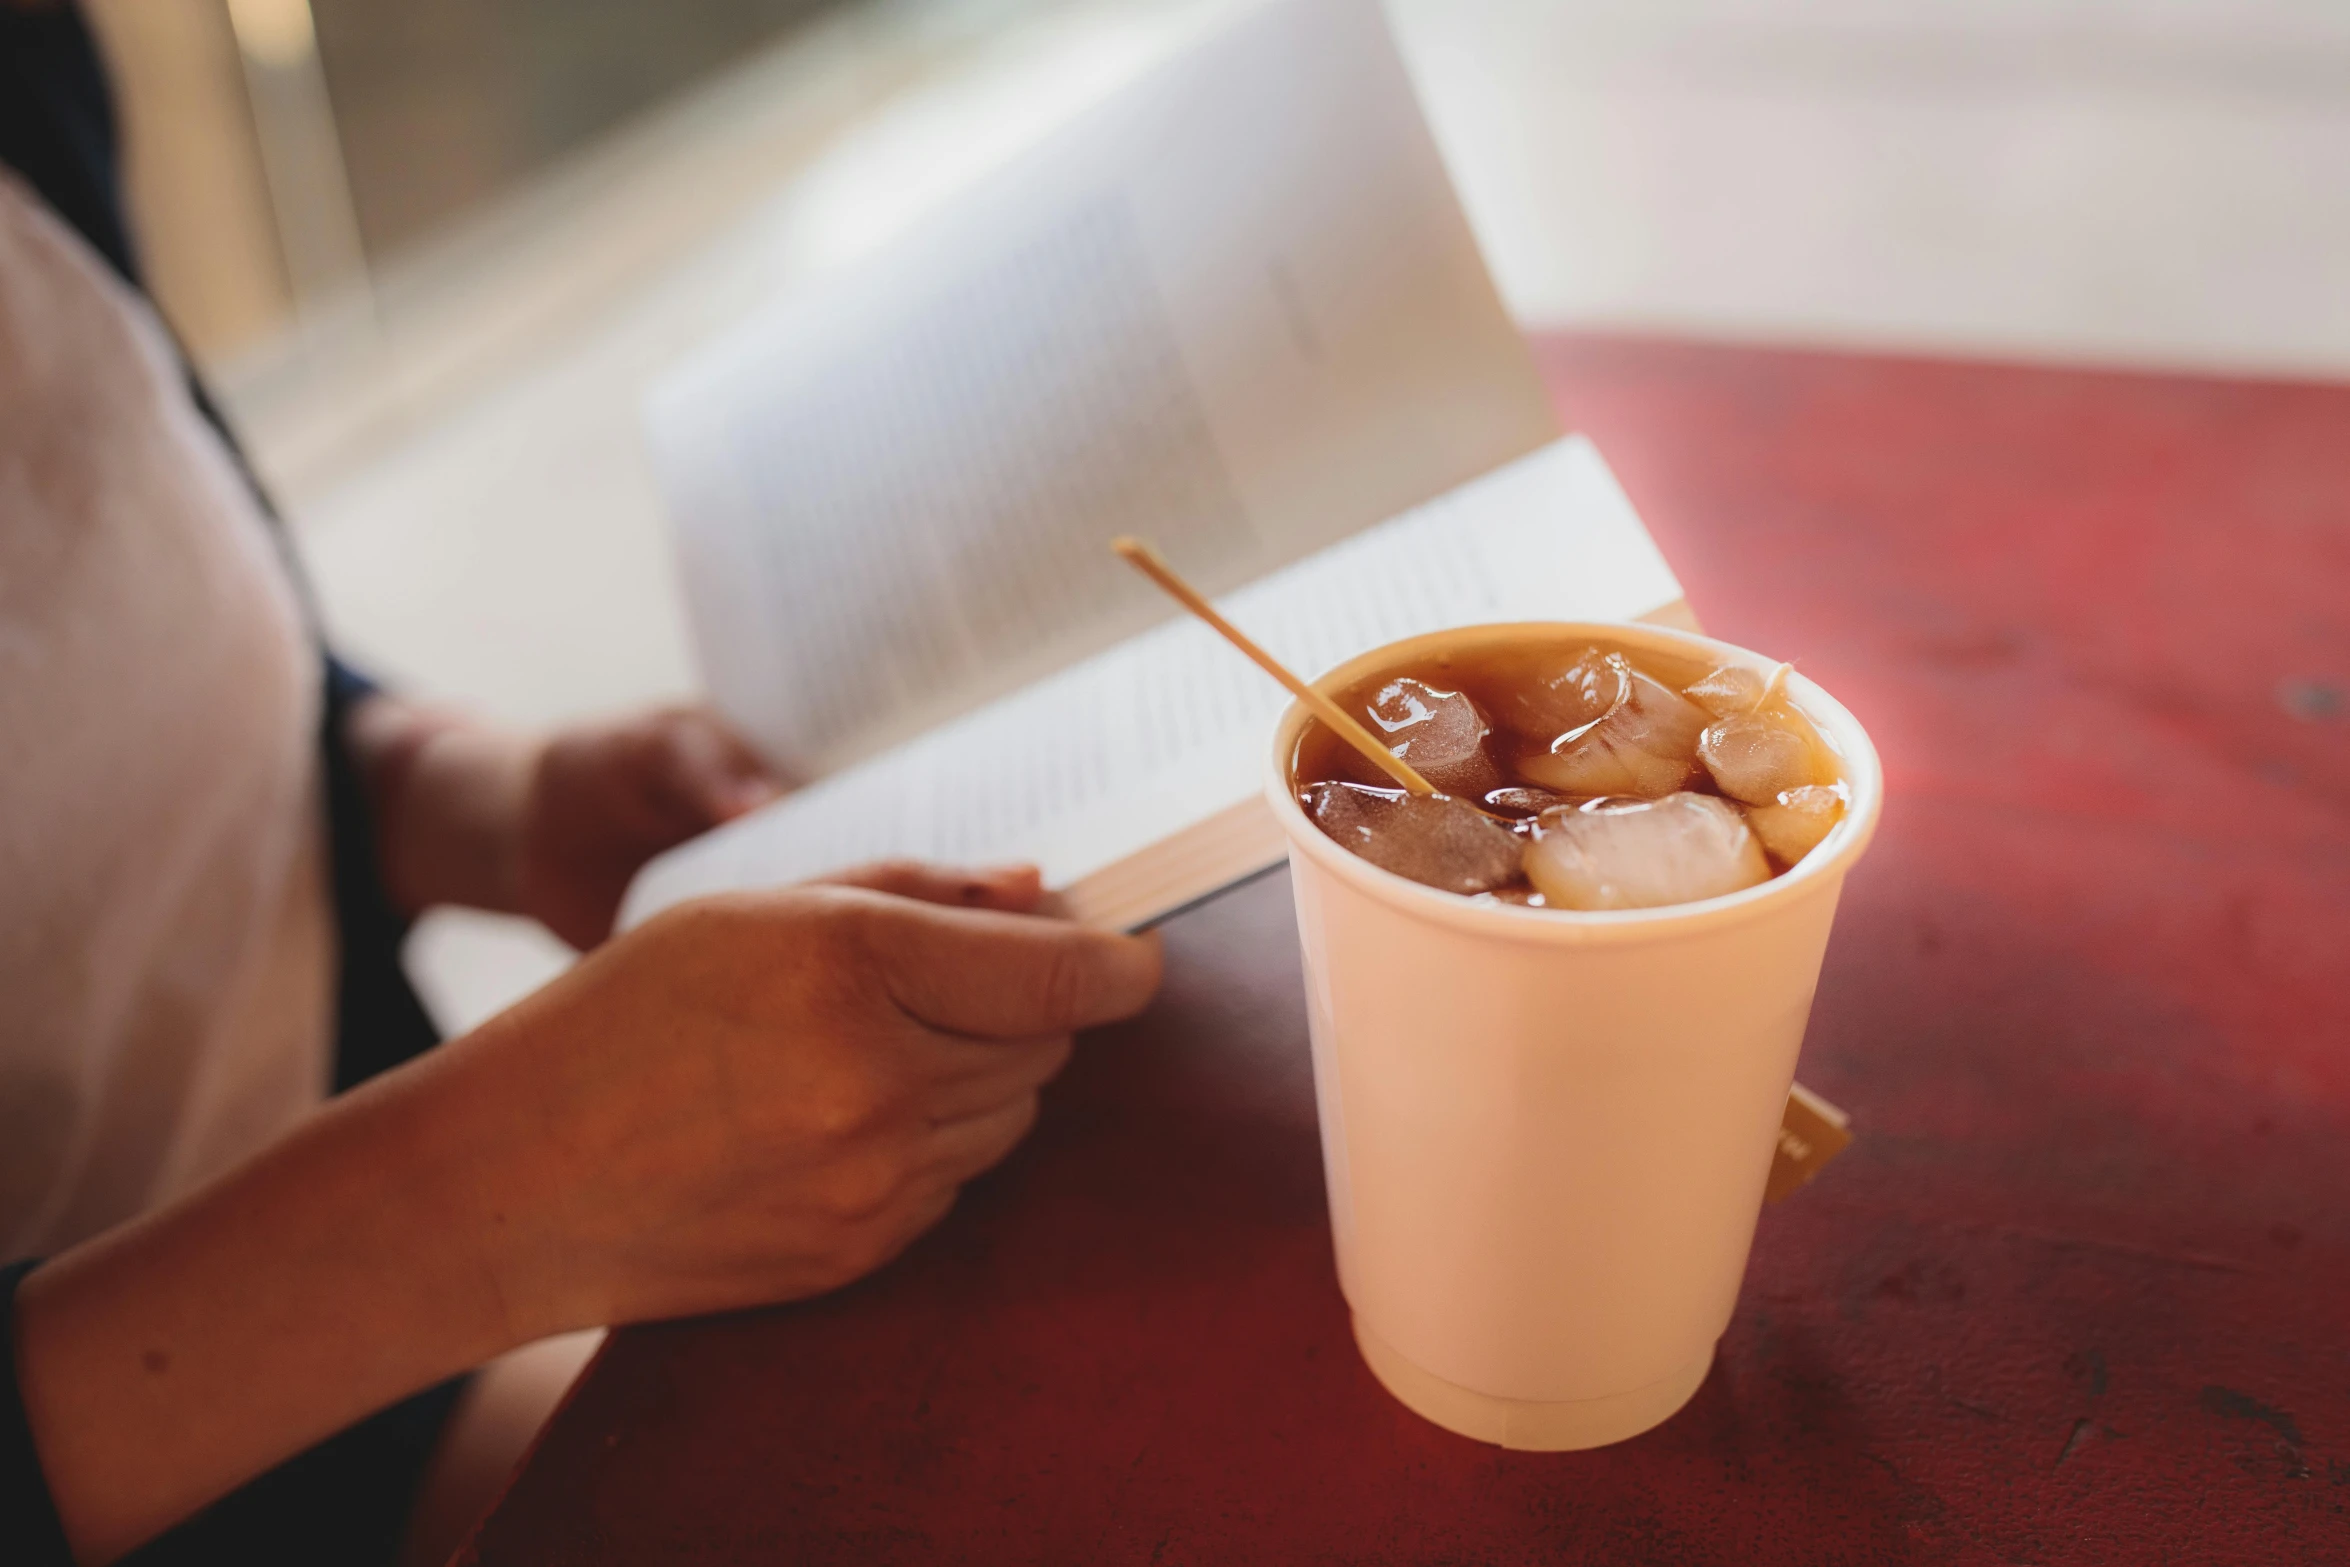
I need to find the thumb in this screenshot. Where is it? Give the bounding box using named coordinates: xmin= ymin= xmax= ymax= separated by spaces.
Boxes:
xmin=656 ymin=710 xmax=786 ymax=823
xmin=854 ymin=895 xmax=1164 ymax=1039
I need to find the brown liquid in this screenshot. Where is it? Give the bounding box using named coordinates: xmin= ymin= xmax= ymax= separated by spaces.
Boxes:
xmin=1290 ymin=633 xmax=1846 ymax=910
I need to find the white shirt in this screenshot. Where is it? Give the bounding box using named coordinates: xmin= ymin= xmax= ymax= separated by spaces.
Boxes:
xmin=0 ymin=174 xmax=331 ymax=1261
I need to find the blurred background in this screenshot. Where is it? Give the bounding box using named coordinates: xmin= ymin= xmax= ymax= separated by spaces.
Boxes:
xmin=78 ymin=0 xmax=2350 ymax=1020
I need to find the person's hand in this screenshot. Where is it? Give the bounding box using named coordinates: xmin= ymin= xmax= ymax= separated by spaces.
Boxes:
xmin=352 ymin=697 xmax=785 ymax=946
xmin=423 ymin=860 xmax=1163 ymax=1336
xmin=516 ymin=707 xmax=784 ymax=947
xmin=11 ymin=861 xmax=1156 ymax=1561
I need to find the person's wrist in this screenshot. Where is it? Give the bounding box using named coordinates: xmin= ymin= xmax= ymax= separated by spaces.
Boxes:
xmin=353 ymin=697 xmax=543 ymax=916
xmin=388 ymin=997 xmax=621 ymax=1344
xmin=407 ymin=724 xmax=540 ymax=913
xmin=352 ymin=1041 xmax=571 ymax=1351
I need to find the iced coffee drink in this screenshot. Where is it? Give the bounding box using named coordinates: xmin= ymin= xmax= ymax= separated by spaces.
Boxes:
xmin=1267 ymin=621 xmax=1882 ymax=1451
xmin=1291 ymin=634 xmax=1847 ymax=910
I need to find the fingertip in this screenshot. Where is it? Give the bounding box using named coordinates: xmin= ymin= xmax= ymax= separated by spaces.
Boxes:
xmin=1085 ymin=926 xmax=1167 ymax=1025
xmin=964 ymin=863 xmax=1044 ymax=912
xmin=1126 ymin=926 xmax=1168 ymax=1002
xmin=720 ymin=776 xmax=783 ymax=819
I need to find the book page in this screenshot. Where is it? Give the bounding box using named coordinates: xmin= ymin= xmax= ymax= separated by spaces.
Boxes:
xmin=620 ymin=437 xmax=1683 ymax=928
xmin=645 ymin=0 xmax=1556 ymax=778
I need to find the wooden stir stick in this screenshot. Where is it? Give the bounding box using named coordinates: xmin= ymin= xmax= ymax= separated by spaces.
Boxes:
xmin=1120 ymin=537 xmax=1853 ymax=1199
xmin=1111 ymin=536 xmax=1436 ymax=796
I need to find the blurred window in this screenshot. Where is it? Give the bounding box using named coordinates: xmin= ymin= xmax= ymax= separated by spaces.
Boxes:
xmin=309 ymin=0 xmax=847 ymax=257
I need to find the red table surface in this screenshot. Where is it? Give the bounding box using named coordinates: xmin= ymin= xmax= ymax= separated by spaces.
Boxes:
xmin=462 ymin=336 xmax=2350 ymax=1565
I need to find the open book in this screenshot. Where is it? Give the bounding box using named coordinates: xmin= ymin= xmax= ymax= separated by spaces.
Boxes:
xmin=620 ymin=0 xmax=1692 ymax=935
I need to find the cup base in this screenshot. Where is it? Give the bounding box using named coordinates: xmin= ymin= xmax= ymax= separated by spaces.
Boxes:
xmin=1352 ymin=1316 xmax=1713 ymax=1451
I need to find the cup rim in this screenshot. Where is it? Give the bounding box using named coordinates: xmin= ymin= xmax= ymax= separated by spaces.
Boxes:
xmin=1263 ymin=620 xmax=1883 ymax=945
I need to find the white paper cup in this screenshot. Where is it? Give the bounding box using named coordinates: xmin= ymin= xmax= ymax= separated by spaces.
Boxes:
xmin=1266 ymin=621 xmax=1882 ymax=1450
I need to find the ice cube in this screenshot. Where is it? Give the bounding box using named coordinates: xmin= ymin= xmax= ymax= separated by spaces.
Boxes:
xmin=1489 ymin=645 xmax=1621 ymax=741
xmin=1522 ymin=793 xmax=1769 ymax=911
xmin=1361 ymin=678 xmax=1502 ymax=797
xmin=1482 ymin=785 xmax=1569 ymax=819
xmin=1303 ymin=781 xmax=1524 ymax=895
xmin=1685 ymin=661 xmax=1801 ymax=719
xmin=1515 ymin=651 xmax=1707 ymax=797
xmin=1745 ymin=784 xmax=1844 ymax=864
xmin=1684 ymin=664 xmax=1766 ymax=718
xmin=1698 ymin=713 xmax=1825 ymax=805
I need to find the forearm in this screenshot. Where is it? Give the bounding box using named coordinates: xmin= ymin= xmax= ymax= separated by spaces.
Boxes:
xmin=11 ymin=1056 xmax=532 ymax=1563
xmin=345 ymin=694 xmax=538 ymax=917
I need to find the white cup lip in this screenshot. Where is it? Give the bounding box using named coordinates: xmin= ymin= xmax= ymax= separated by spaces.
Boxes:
xmin=1263 ymin=620 xmax=1884 ymax=946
